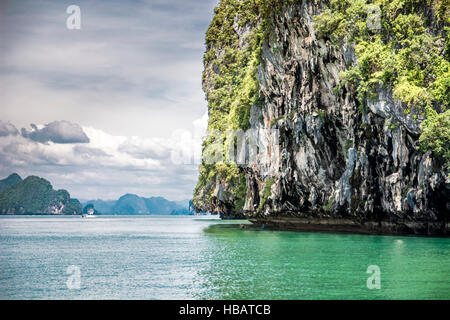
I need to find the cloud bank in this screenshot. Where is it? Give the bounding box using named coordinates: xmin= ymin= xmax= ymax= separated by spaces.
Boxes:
xmin=0 ymin=114 xmax=208 ymax=200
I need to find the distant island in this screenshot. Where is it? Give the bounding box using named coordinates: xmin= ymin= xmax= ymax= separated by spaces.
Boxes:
xmin=82 ymin=194 xmax=192 ymax=215
xmin=0 ymin=173 xmax=192 ymax=215
xmin=0 ymin=173 xmax=82 ymax=215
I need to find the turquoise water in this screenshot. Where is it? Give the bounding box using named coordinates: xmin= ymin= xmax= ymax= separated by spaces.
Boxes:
xmin=0 ymin=215 xmax=449 ymax=299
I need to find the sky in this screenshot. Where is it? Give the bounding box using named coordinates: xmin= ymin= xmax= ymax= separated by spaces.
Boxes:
xmin=0 ymin=0 xmax=218 ymax=201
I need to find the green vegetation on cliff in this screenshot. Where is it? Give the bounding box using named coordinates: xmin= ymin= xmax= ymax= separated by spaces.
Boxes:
xmin=0 ymin=175 xmax=82 ymax=215
xmin=194 ymin=0 xmax=301 ymax=212
xmin=204 ymin=0 xmax=261 ymax=132
xmin=257 ymin=178 xmax=275 ymax=211
xmin=195 ymin=0 xmax=262 ymax=211
xmin=203 ymin=0 xmax=300 ymax=132
xmin=419 ymin=108 xmax=450 ymax=161
xmin=314 ymin=0 xmax=450 ymax=164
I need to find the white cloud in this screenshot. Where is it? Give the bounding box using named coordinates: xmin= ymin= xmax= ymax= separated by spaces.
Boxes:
xmin=118 ymin=136 xmax=171 ymax=160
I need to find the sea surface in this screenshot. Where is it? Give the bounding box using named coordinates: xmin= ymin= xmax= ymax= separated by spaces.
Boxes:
xmin=0 ymin=215 xmax=449 ymax=299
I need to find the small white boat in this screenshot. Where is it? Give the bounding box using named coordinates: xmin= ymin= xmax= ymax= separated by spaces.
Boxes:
xmin=81 ymin=213 xmax=96 ymax=218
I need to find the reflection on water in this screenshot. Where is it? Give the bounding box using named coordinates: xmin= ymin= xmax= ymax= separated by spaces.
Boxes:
xmin=0 ymin=216 xmax=449 ymax=299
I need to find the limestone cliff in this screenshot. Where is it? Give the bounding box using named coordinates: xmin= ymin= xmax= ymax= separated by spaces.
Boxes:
xmin=193 ymin=0 xmax=449 ymax=235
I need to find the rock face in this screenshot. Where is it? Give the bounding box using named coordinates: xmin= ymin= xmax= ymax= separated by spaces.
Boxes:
xmin=193 ymin=0 xmax=449 ymax=235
